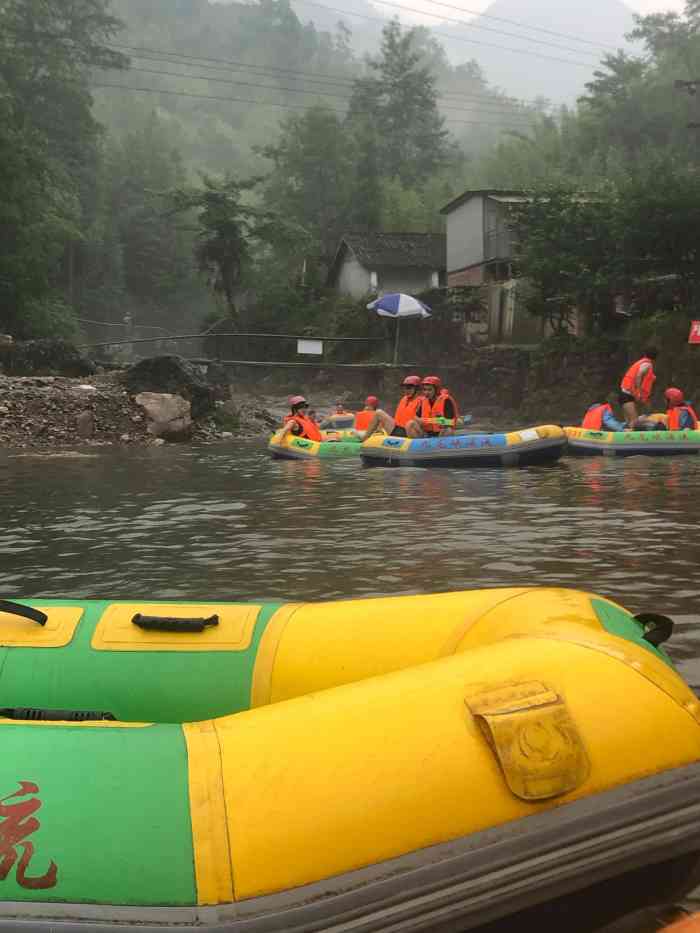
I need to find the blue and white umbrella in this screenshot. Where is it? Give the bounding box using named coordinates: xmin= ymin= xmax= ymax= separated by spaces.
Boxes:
xmin=366 ymin=293 xmax=432 ymax=319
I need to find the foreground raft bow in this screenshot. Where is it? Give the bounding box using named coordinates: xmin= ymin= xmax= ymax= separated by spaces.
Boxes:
xmin=1 ymin=589 xmax=700 ymax=932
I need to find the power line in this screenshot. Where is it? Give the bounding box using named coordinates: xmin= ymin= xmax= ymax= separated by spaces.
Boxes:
xmin=123 ymin=65 xmax=541 ymax=120
xmin=3 ymin=27 xmax=557 ymax=110
xmin=122 ymin=46 xmax=550 ymax=110
xmin=92 ymin=82 xmax=542 ymax=129
xmin=340 ymin=0 xmax=606 ymax=59
xmin=384 ymin=0 xmax=619 ymax=52
xmin=291 ymin=0 xmax=595 ymax=68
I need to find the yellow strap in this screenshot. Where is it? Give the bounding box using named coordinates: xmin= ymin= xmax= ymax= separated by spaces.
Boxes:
xmin=250 ymin=604 xmax=303 ymax=708
xmin=183 ymin=721 xmax=234 ymax=905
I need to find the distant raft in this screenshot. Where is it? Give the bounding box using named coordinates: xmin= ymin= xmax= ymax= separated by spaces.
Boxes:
xmin=268 ymin=428 xmax=361 ymax=460
xmin=565 ymin=426 xmax=700 ymax=457
xmin=319 ymin=413 xmax=356 ymax=430
xmin=360 ymin=424 xmax=566 ymax=467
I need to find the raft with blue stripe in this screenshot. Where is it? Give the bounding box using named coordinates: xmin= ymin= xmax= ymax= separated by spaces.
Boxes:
xmin=360 ymin=424 xmax=566 ymax=466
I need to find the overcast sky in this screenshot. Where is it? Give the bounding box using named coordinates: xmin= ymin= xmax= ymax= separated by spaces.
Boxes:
xmin=632 ymin=0 xmax=684 ymax=9
xmin=369 ymin=0 xmax=687 ymax=28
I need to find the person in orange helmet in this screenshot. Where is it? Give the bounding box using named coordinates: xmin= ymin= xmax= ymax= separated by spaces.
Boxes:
xmin=354 ymin=396 xmax=380 ymax=433
xmin=357 ymin=375 xmax=424 ymax=441
xmin=664 ymin=387 xmax=698 ymax=431
xmin=278 ymin=395 xmax=322 ymax=442
xmin=407 ymin=376 xmax=459 ymax=437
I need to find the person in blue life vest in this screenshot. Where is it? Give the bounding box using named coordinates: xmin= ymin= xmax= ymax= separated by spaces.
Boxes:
xmin=581 ymin=401 xmax=627 ymax=432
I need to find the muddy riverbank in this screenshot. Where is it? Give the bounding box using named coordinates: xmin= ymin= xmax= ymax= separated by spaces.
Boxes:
xmin=0 ymin=372 xmax=278 ymax=450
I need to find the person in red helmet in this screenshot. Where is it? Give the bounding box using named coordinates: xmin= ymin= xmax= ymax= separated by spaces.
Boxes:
xmin=409 ymin=376 xmax=459 ymax=437
xmin=356 ymin=375 xmax=424 ymax=441
xmin=664 ymin=387 xmax=698 ymax=430
xmin=278 ymin=395 xmax=322 ymax=441
xmin=354 ymin=395 xmax=380 ymax=432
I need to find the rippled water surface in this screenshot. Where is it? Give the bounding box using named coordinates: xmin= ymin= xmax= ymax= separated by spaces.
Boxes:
xmin=2 ymin=442 xmax=699 ymax=683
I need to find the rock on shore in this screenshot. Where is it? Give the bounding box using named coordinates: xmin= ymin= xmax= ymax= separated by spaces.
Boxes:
xmin=0 ymin=371 xmax=277 ymax=450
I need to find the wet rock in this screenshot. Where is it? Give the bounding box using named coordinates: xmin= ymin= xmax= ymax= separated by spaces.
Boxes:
xmin=3 ymin=339 xmax=96 ymax=377
xmin=75 ymin=411 xmax=95 ymax=439
xmin=134 ymin=392 xmax=192 ymax=442
xmin=125 ymin=356 xmax=215 ymax=418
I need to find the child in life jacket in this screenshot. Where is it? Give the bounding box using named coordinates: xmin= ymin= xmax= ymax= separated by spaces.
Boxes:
xmin=664 ymin=388 xmax=699 ymax=430
xmin=354 ymin=396 xmax=379 ymax=432
xmin=279 ymin=395 xmax=323 ymax=442
xmin=581 ymin=402 xmax=627 ymax=432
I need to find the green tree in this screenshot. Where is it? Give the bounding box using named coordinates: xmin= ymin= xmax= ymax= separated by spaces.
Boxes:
xmin=348 ymin=19 xmax=449 ymax=186
xmin=259 ymin=107 xmax=356 ymax=271
xmin=0 ymin=0 xmax=128 ymax=337
xmin=170 ymin=175 xmax=305 ymax=318
xmin=511 ymin=187 xmax=622 ymax=334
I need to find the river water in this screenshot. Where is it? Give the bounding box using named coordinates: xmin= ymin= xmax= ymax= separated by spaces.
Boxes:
xmin=2 ymin=442 xmax=700 ymax=688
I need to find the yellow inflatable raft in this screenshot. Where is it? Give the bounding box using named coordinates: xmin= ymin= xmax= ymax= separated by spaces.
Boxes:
xmin=1 ymin=588 xmax=700 ymax=933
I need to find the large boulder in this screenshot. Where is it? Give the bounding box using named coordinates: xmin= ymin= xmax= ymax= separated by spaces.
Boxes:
xmin=134 ymin=392 xmax=192 ymax=441
xmin=2 ymin=339 xmax=96 ymax=377
xmin=124 ymin=356 xmax=215 ymax=418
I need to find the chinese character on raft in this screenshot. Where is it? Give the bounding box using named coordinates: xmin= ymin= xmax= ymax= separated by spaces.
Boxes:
xmin=0 ymin=781 xmax=58 ymax=890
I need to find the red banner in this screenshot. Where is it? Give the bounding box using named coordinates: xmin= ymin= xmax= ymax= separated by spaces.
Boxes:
xmin=689 ymin=321 xmax=700 ymax=344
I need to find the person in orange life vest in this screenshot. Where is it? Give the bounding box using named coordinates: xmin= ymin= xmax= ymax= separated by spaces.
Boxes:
xmin=279 ymin=395 xmax=323 ymax=442
xmin=619 ymin=347 xmax=658 ymax=425
xmin=408 ymin=376 xmax=459 ymax=437
xmin=665 ymin=387 xmax=699 ymax=430
xmin=356 ymin=375 xmax=424 ymax=441
xmin=354 ymin=396 xmax=379 ymax=432
xmin=581 ymin=402 xmax=626 ymax=432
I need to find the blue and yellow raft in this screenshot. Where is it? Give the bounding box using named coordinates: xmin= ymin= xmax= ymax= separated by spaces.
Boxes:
xmin=361 ymin=424 xmax=566 ymax=467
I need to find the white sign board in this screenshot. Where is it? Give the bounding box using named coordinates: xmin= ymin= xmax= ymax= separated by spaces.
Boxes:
xmin=297 ymin=339 xmax=323 ymax=356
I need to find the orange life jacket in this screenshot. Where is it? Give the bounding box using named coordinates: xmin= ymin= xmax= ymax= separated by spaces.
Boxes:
xmin=394 ymin=393 xmax=423 ymax=428
xmin=284 ymin=413 xmax=322 ymax=441
xmin=667 ymin=403 xmax=699 ymax=431
xmin=354 ymin=410 xmax=375 ymax=431
xmin=582 ymin=403 xmax=612 ymax=430
xmin=621 ymin=357 xmax=656 ymax=403
xmin=419 ymin=390 xmax=459 ymax=434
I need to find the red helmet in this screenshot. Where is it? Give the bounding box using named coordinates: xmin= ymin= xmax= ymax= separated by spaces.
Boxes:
xmin=365 ymin=395 xmax=379 ymax=408
xmin=402 ymin=375 xmax=421 ymax=387
xmin=665 ymin=387 xmax=684 ymax=407
xmin=289 ymin=394 xmax=308 ymax=408
xmin=421 ymin=375 xmax=441 ymax=389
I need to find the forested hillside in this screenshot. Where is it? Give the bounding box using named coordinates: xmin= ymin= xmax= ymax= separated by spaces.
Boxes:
xmin=5 ymin=0 xmax=700 ymax=349
xmin=0 ymin=0 xmax=545 ymax=342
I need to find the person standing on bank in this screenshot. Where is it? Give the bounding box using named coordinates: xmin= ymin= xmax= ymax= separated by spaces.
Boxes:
xmin=357 ymin=376 xmax=424 ymax=441
xmin=619 ymin=348 xmax=658 ymax=426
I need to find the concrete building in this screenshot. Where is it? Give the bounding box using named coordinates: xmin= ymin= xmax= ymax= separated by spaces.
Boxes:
xmin=439 ymin=190 xmax=526 ymax=287
xmin=327 ymin=232 xmax=446 ymax=299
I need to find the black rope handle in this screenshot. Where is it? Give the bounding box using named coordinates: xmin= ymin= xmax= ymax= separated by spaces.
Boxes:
xmin=0 ymin=600 xmax=48 ymax=626
xmin=0 ymin=708 xmax=115 ymax=722
xmin=131 ymin=613 xmax=219 ymax=633
xmin=633 ymin=613 xmax=674 ymax=648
